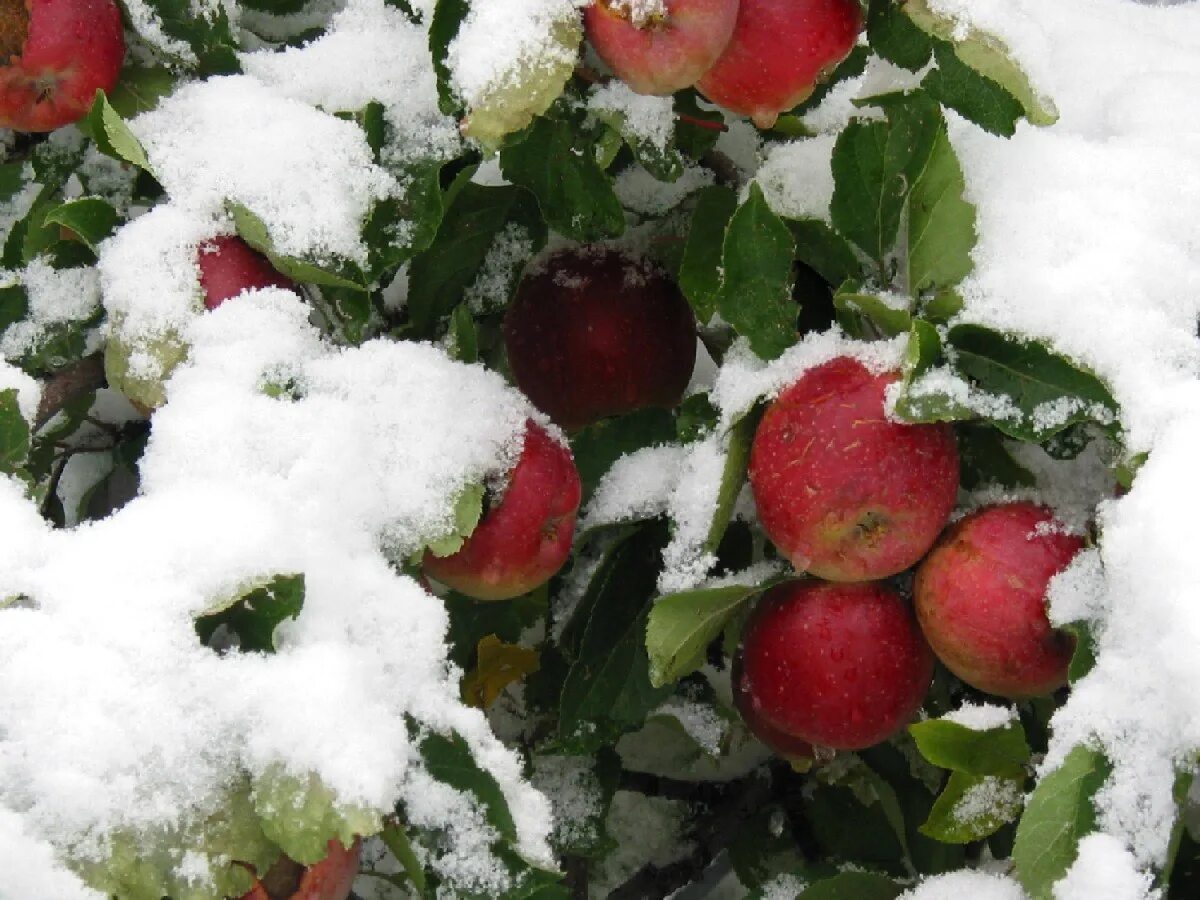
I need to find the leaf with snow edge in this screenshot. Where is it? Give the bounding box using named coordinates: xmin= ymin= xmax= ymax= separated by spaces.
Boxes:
xmin=921 ymin=771 xmax=1024 ymax=844
xmin=253 ymin=765 xmax=382 ymax=866
xmin=786 ymin=217 xmax=863 ymax=289
xmin=558 ymin=523 xmax=673 ymax=752
xmin=194 ymin=573 xmax=305 ymax=654
xmin=462 ymin=635 xmax=540 ymax=709
xmin=947 ymin=324 xmax=1119 ymax=441
xmin=229 ymin=203 xmax=368 ymax=291
xmin=446 ymin=303 xmax=480 ymax=363
xmin=718 ymin=183 xmax=797 ymax=361
xmin=908 ymin=124 xmax=976 ymax=294
xmin=921 ymin=287 xmax=964 ymax=323
xmin=108 ymin=65 xmax=177 ymax=117
xmin=429 ymin=0 xmax=469 ymax=117
xmin=799 ymin=872 xmax=902 ymax=900
xmin=891 ymin=319 xmax=971 ymax=423
xmin=133 ymin=0 xmax=241 ymax=73
xmin=834 ymin=282 xmax=912 ymax=337
xmin=42 ymin=197 xmax=119 ymax=253
xmin=380 ymin=820 xmax=428 ymax=898
xmin=646 ymin=576 xmax=786 ymax=688
xmin=407 ymin=181 xmax=545 ymax=338
xmin=421 ymin=482 xmax=485 ymax=559
xmin=704 ymin=408 xmax=757 ymax=555
xmin=679 ymin=184 xmax=738 ymax=325
xmin=0 ymin=390 xmax=30 ymax=476
xmin=923 ymin=42 xmax=1025 ymax=139
xmin=909 ymin=717 xmax=1030 ymax=778
xmin=419 ymin=728 xmax=519 ymax=843
xmin=500 ymin=117 xmax=625 ymax=243
xmin=103 ymin=324 xmax=189 ymax=411
xmin=1062 ymin=621 xmax=1097 ymax=684
xmin=903 ymin=0 xmax=1058 ymax=128
xmin=1012 ymin=744 xmax=1111 ymax=900
xmin=570 ymin=408 xmax=677 ymax=505
xmin=589 ymin=107 xmax=685 ymax=184
xmin=86 ymin=91 xmax=154 ymax=174
xmin=958 ymin=424 xmax=1036 ymax=490
xmin=867 ymin=0 xmax=935 ymax=71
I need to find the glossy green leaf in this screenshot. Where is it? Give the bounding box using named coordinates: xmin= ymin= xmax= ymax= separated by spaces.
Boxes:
xmin=908 ymin=125 xmax=976 ymax=293
xmin=909 ymin=717 xmax=1031 ymax=777
xmin=0 ymin=389 xmax=30 ymax=476
xmin=87 ymin=91 xmax=153 ymax=173
xmin=42 ymin=198 xmax=120 ymax=252
xmin=679 ymin=184 xmax=738 ymax=324
xmin=924 ymin=41 xmax=1025 ymax=138
xmin=921 ymin=772 xmax=1025 ymax=844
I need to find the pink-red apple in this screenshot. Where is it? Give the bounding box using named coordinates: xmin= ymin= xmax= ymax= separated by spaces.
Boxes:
xmin=731 ymin=649 xmax=814 ymax=764
xmin=0 ymin=0 xmax=124 ymax=132
xmin=198 ymin=236 xmax=296 ymax=311
xmin=914 ymin=502 xmax=1082 ymax=699
xmin=240 ymin=838 xmax=361 ymax=900
xmin=504 ymin=247 xmax=696 ymax=431
xmin=696 ymin=0 xmax=862 ymax=128
xmin=423 ymin=421 xmax=581 ymax=601
xmin=585 ymin=0 xmax=739 ymax=96
xmin=739 ymin=580 xmax=933 ymax=750
xmin=748 ymin=357 xmax=959 ymax=582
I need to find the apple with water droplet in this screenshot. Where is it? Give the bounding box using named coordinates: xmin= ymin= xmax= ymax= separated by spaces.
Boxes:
xmin=915 ymin=502 xmax=1082 ymax=699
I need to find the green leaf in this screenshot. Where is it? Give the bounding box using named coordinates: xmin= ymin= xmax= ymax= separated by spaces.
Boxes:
xmin=446 ymin=304 xmax=479 ymax=363
xmin=42 ymin=198 xmax=120 ymax=253
xmin=645 ymin=579 xmax=780 ymax=688
xmin=1063 ymin=621 xmax=1097 ymax=684
xmin=867 ymin=0 xmax=935 ymax=71
xmin=958 ymin=424 xmax=1036 ymax=490
xmin=229 ymin=203 xmax=368 ymax=291
xmin=947 ymin=324 xmax=1119 ymax=441
xmin=679 ymin=185 xmax=738 ymax=325
xmin=500 ymin=117 xmax=625 ymax=242
xmin=921 ymin=772 xmax=1025 ymax=844
xmin=253 ymin=765 xmax=381 ymax=865
xmin=717 ymin=183 xmax=797 ymax=360
xmin=0 ymin=284 xmax=28 ymax=336
xmin=194 ymin=574 xmax=306 ymax=653
xmin=0 ymin=389 xmax=31 ymax=475
xmin=423 ymin=482 xmax=485 ymax=559
xmin=107 ymin=65 xmax=177 ymax=117
xmin=558 ymin=524 xmax=673 ymax=751
xmin=786 ymin=217 xmax=862 ymax=288
xmin=419 ymin=729 xmax=517 ymax=842
xmin=834 ymin=284 xmax=912 ymax=337
xmin=590 ymin=108 xmax=684 ymax=183
xmin=87 ymin=91 xmax=154 ymax=173
xmin=1013 ymin=745 xmax=1111 ymax=900
xmin=705 ymin=410 xmax=757 ymax=554
xmin=909 ymin=717 xmax=1031 ymax=777
xmin=380 ymin=821 xmax=428 ymax=898
xmin=799 ymin=872 xmax=902 ymax=900
xmin=907 ymin=125 xmax=976 ymax=294
xmin=429 ymin=0 xmax=470 ymax=117
xmin=891 ymin=319 xmax=969 ymax=423
xmin=407 ymin=181 xmax=544 ymax=337
xmin=137 ymin=0 xmax=241 ymax=73
xmin=570 ymin=408 xmax=677 ymax=505
xmin=923 ymin=41 xmax=1025 ymax=138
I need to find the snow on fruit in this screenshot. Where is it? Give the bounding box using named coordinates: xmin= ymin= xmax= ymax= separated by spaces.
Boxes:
xmin=197 ymin=236 xmax=296 ymax=312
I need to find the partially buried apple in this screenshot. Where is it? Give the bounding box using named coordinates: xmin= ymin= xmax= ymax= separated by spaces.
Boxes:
xmin=585 ymin=0 xmax=739 ymax=96
xmin=748 ymin=357 xmax=959 ymax=582
xmin=423 ymin=421 xmax=581 ymax=601
xmin=198 ymin=236 xmax=296 ymax=311
xmin=738 ymin=580 xmax=933 ymax=751
xmin=504 ymin=247 xmax=697 ymax=431
xmin=914 ymin=502 xmax=1082 ymax=699
xmin=697 ymin=0 xmax=862 ymax=128
xmin=240 ymin=838 xmax=361 ymax=900
xmin=0 ymin=0 xmax=124 ymax=132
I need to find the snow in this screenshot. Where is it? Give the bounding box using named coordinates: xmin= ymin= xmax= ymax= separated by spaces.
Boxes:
xmin=614 ymin=163 xmax=714 ymax=216
xmin=942 ymin=702 xmax=1017 ymax=732
xmin=898 ymin=871 xmax=1028 ymax=900
xmin=0 ymin=260 xmax=101 ymax=362
xmin=1053 ymin=833 xmax=1159 ymax=900
xmin=589 ymin=81 xmax=676 ymax=152
xmin=952 ymin=776 xmax=1023 ymax=825
xmin=0 ymin=807 xmax=103 ymax=899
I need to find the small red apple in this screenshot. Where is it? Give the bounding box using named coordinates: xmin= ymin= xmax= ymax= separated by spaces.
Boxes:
xmin=504 ymin=247 xmax=697 ymax=431
xmin=748 ymin=357 xmax=959 ymax=582
xmin=198 ymin=236 xmax=296 ymax=311
xmin=731 ymin=649 xmax=814 ymax=764
xmin=739 ymin=581 xmax=933 ymax=750
xmin=914 ymin=503 xmax=1082 ymax=699
xmin=585 ymin=0 xmax=740 ymax=96
xmin=0 ymin=0 xmax=124 ymax=132
xmin=696 ymin=0 xmax=862 ymax=128
xmin=423 ymin=420 xmax=581 ymax=601
xmin=240 ymin=838 xmax=361 ymax=900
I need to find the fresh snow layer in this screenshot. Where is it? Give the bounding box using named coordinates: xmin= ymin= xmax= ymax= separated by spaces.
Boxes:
xmin=941 ymin=702 xmax=1017 ymax=732
xmin=898 ymin=871 xmax=1028 ymax=900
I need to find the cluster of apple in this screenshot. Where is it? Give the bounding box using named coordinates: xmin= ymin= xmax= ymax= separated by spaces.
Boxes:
xmin=735 ymin=357 xmax=1084 ymax=761
xmin=585 ymin=0 xmax=863 ymax=128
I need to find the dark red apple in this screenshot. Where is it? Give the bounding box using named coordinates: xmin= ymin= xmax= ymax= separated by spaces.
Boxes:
xmin=240 ymin=838 xmax=361 ymax=900
xmin=585 ymin=0 xmax=739 ymax=96
xmin=739 ymin=581 xmax=933 ymax=750
xmin=504 ymin=247 xmax=697 ymax=432
xmin=731 ymin=649 xmax=814 ymax=764
xmin=0 ymin=0 xmax=124 ymax=132
xmin=198 ymin=236 xmax=295 ymax=311
xmin=696 ymin=0 xmax=862 ymax=128
xmin=748 ymin=357 xmax=959 ymax=582
xmin=423 ymin=420 xmax=581 ymax=601
xmin=914 ymin=503 xmax=1082 ymax=699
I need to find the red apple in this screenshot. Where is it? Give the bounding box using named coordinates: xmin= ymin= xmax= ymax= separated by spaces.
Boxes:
xmin=914 ymin=503 xmax=1082 ymax=699
xmin=423 ymin=420 xmax=581 ymax=601
xmin=748 ymin=357 xmax=959 ymax=582
xmin=696 ymin=0 xmax=862 ymax=128
xmin=739 ymin=581 xmax=933 ymax=750
xmin=0 ymin=0 xmax=124 ymax=132
xmin=240 ymin=838 xmax=361 ymax=900
xmin=585 ymin=0 xmax=739 ymax=96
xmin=731 ymin=649 xmax=814 ymax=764
xmin=504 ymin=247 xmax=697 ymax=431
xmin=198 ymin=236 xmax=295 ymax=311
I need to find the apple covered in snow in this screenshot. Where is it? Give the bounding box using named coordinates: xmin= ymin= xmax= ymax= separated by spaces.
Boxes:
xmin=0 ymin=0 xmax=124 ymax=132
xmin=697 ymin=0 xmax=862 ymax=128
xmin=198 ymin=236 xmax=296 ymax=311
xmin=748 ymin=356 xmax=959 ymax=582
xmin=737 ymin=580 xmax=933 ymax=750
xmin=423 ymin=421 xmax=581 ymax=601
xmin=585 ymin=0 xmax=739 ymax=96
xmin=915 ymin=502 xmax=1082 ymax=699
xmin=504 ymin=246 xmax=697 ymax=431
